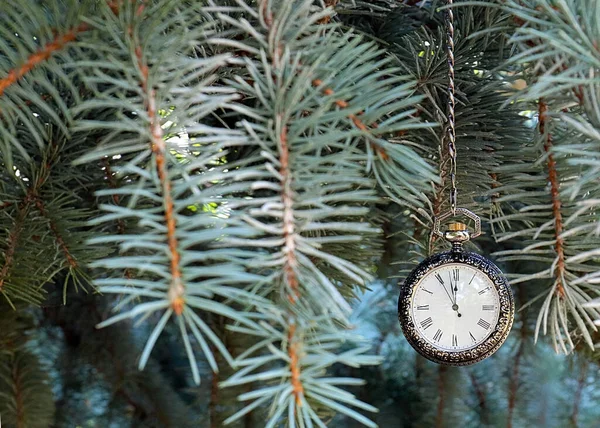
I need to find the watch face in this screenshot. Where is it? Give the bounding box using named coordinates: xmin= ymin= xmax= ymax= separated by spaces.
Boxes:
xmin=411 ymin=264 xmax=500 ymax=352
xmin=399 ymin=250 xmax=514 ymax=366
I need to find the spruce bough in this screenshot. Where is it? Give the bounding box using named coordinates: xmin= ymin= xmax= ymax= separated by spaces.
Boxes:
xmin=0 ymin=0 xmax=599 ymax=426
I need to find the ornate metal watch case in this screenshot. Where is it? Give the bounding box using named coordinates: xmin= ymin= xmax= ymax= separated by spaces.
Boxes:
xmin=398 ymin=216 xmax=515 ymax=366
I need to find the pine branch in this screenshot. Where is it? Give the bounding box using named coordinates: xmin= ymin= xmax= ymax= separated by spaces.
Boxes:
xmin=378 ymin=4 xmax=529 ymax=268
xmin=0 ymin=0 xmax=96 ymax=166
xmin=34 ymin=197 xmax=78 ymax=269
xmin=0 ymin=350 xmax=55 ymax=428
xmin=210 ymin=367 xmax=220 ymax=428
xmin=570 ymin=360 xmax=588 ymax=427
xmin=0 ymin=23 xmax=88 ymax=97
xmin=310 ymin=78 xmax=390 ymax=161
xmin=435 ymin=365 xmax=447 ymax=428
xmin=493 ymin=0 xmax=600 ymax=352
xmin=469 ymin=371 xmax=488 ymax=426
xmin=0 ymin=206 xmax=28 ymax=292
xmin=507 ymin=299 xmax=528 ymax=428
xmin=76 ymin=0 xmax=268 ymax=386
xmin=279 ymin=123 xmax=300 ymax=304
xmin=42 ymin=290 xmax=195 ymax=426
xmin=539 ymin=100 xmax=566 ymax=299
xmin=134 ymin=29 xmax=185 ymax=315
xmin=205 ymin=1 xmax=435 ymax=424
xmin=277 ymin=121 xmax=306 ymax=406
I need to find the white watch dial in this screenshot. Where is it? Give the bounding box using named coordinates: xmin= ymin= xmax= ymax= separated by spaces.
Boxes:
xmin=411 ymin=263 xmax=500 ymax=351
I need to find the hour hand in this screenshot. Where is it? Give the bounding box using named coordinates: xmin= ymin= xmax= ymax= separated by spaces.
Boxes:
xmin=450 ymin=269 xmax=460 ymax=298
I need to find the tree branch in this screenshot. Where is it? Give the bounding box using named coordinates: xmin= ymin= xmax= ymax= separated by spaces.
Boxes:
xmin=210 ymin=363 xmax=219 ymax=428
xmin=134 ymin=37 xmax=185 ymax=315
xmin=0 ymin=0 xmax=128 ymax=100
xmin=279 ymin=124 xmax=300 ymax=303
xmin=469 ymin=372 xmax=488 ymax=425
xmin=539 ymin=100 xmax=566 ymax=298
xmin=570 ymin=361 xmax=588 ymax=427
xmin=0 ymin=23 xmax=88 ymax=97
xmin=435 ymin=365 xmax=447 ymax=428
xmin=288 ymin=324 xmax=304 ymax=405
xmin=317 ymin=0 xmax=340 ymax=24
xmin=311 ymin=79 xmax=389 ymax=160
xmin=0 ymin=203 xmax=30 ymax=291
xmin=34 ymin=197 xmax=78 ymax=269
xmin=278 ymin=121 xmax=305 ymax=405
xmin=260 ymin=0 xmax=306 ymax=408
xmin=508 ymin=286 xmax=528 ymax=428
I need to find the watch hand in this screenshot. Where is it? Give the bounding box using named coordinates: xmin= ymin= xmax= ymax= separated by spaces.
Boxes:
xmin=435 ymin=273 xmax=455 ymax=307
xmin=448 ymin=272 xmax=457 ymax=304
xmin=447 ymin=273 xmax=462 ymax=316
xmin=440 ymin=280 xmax=454 ymax=304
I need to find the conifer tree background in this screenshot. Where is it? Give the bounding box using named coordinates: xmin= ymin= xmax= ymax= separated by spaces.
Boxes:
xmin=1 ymin=0 xmax=600 ymax=427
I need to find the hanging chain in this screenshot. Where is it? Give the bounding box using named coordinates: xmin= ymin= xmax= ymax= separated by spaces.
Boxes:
xmin=445 ymin=0 xmax=457 ymax=216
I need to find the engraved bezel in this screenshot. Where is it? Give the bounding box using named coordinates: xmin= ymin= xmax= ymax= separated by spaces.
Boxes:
xmin=398 ymin=250 xmax=514 ymax=366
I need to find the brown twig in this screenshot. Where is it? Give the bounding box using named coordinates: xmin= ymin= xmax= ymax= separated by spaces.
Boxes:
xmin=278 ymin=122 xmax=304 ymax=406
xmin=12 ymin=356 xmax=26 ymax=428
xmin=311 ymin=79 xmax=390 ymax=161
xmin=34 ymin=197 xmax=77 ymax=269
xmin=259 ymin=0 xmax=305 ymax=408
xmin=435 ymin=365 xmax=447 ymax=428
xmin=288 ymin=324 xmax=304 ymax=406
xmin=317 ymin=0 xmax=340 ymax=24
xmin=469 ymin=372 xmax=488 ymax=425
xmin=210 ymin=365 xmax=219 ymax=428
xmin=0 ymin=24 xmax=88 ymax=97
xmin=507 ymin=335 xmax=525 ymax=427
xmin=0 ymin=208 xmax=28 ymax=291
xmin=279 ymin=124 xmax=300 ymax=302
xmin=0 ymin=140 xmax=66 ymax=288
xmin=570 ymin=361 xmax=588 ymax=427
xmin=0 ymin=0 xmax=132 ymax=100
xmin=507 ymin=287 xmax=528 ymax=428
xmin=134 ymin=36 xmax=185 ymax=315
xmin=539 ymin=100 xmax=566 ymax=298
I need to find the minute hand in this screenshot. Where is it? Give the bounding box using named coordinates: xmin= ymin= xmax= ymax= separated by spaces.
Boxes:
xmin=435 ymin=273 xmax=455 ymax=304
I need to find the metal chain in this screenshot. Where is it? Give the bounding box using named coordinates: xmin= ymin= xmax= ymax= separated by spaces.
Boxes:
xmin=445 ymin=0 xmax=457 ymax=216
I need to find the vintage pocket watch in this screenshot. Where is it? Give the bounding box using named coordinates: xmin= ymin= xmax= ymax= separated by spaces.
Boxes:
xmin=397 ymin=0 xmax=514 ymax=365
xmin=398 ymin=210 xmax=514 ymax=365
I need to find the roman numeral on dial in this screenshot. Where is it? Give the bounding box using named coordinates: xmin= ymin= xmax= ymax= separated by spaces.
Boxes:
xmin=420 ymin=317 xmax=433 ymax=330
xmin=482 ymin=305 xmax=495 ymax=311
xmin=452 ymin=268 xmax=459 ymax=282
xmin=477 ymin=318 xmax=491 ymax=330
xmin=421 ymin=288 xmax=433 ymax=295
xmin=433 ymin=329 xmax=443 ymax=342
xmin=478 ymin=287 xmax=490 ymax=295
xmin=452 ymin=334 xmax=458 ymax=347
xmin=416 ymin=305 xmax=429 ymax=310
xmin=469 ymin=331 xmax=476 ymax=343
xmin=435 ymin=273 xmax=445 ymax=284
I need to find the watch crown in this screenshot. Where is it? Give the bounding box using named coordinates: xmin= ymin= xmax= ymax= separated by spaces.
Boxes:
xmin=444 ymin=222 xmax=471 ymax=246
xmin=448 ymin=222 xmax=467 ymax=232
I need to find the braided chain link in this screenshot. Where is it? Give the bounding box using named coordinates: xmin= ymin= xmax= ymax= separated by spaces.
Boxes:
xmin=445 ymin=0 xmax=457 ymax=215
